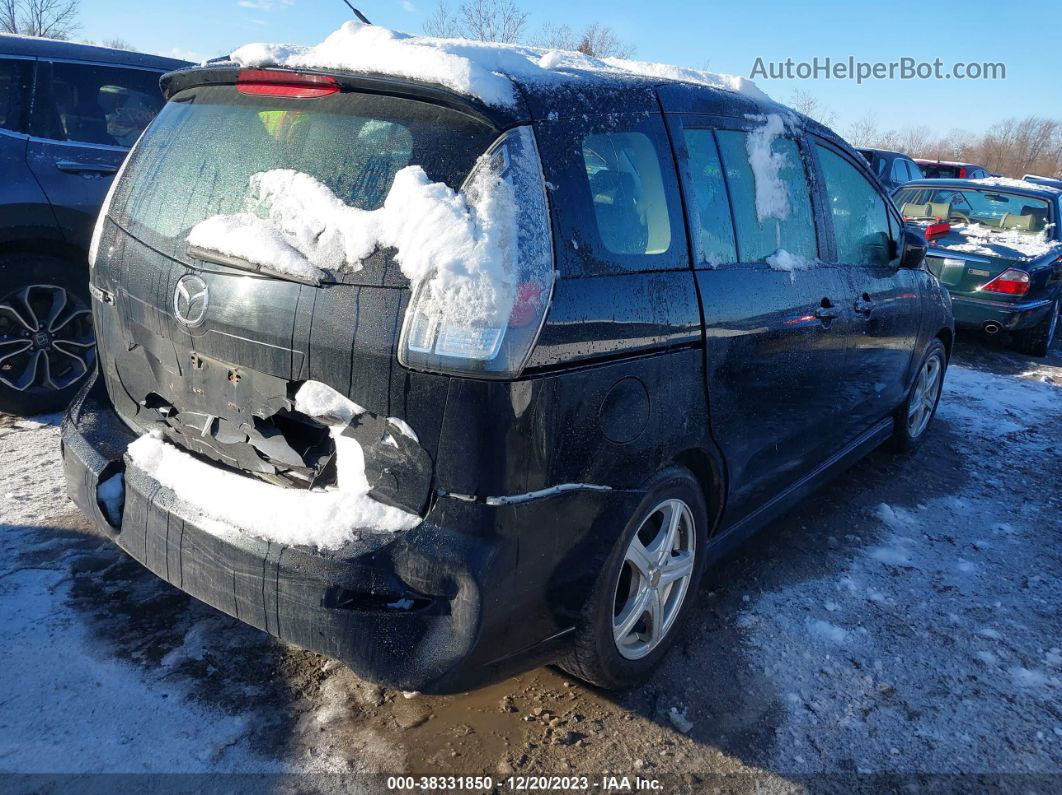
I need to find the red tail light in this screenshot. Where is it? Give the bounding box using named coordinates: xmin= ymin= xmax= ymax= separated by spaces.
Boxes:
xmin=237 ymin=69 xmax=340 ymax=98
xmin=980 ymin=268 xmax=1030 ymax=296
xmin=508 ymin=282 xmax=545 ymax=327
xmin=924 ymin=222 xmax=951 ymax=241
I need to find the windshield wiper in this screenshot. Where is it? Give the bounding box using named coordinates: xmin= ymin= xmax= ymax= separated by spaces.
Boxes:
xmin=186 ymin=245 xmax=323 ymax=287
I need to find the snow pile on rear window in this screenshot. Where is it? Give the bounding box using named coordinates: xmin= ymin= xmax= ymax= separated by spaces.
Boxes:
xmin=229 ymin=21 xmax=770 ymax=109
xmin=127 ymin=416 xmax=419 ymax=551
xmin=187 ymin=158 xmax=523 ymax=328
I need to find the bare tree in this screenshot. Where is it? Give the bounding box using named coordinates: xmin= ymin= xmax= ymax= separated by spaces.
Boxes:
xmin=424 ymin=0 xmax=527 ymax=43
xmin=101 ymin=36 xmax=132 ymax=50
xmin=1 ymin=0 xmax=81 ymax=39
xmin=786 ymin=89 xmax=837 ymax=128
xmin=845 ymin=113 xmax=880 ymax=148
xmin=537 ymin=21 xmax=635 ymax=58
xmin=423 ymin=2 xmax=461 ymax=38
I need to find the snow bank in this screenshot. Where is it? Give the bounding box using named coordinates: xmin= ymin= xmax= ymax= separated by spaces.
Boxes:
xmin=127 ymin=430 xmax=418 ymax=550
xmin=229 ymin=21 xmax=770 ymax=109
xmin=188 ymin=158 xmax=524 ymax=329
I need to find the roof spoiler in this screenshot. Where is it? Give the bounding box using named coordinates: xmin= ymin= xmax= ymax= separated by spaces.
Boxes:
xmin=158 ymin=64 xmax=523 ymax=129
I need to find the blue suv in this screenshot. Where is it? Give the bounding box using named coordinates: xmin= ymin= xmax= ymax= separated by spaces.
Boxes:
xmin=0 ymin=36 xmax=187 ymax=414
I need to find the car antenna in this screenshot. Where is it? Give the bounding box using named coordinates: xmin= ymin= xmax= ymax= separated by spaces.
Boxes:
xmin=341 ymin=1 xmax=371 ymax=24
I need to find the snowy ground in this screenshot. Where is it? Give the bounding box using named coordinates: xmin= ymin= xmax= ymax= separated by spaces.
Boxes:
xmin=0 ymin=335 xmax=1059 ymax=788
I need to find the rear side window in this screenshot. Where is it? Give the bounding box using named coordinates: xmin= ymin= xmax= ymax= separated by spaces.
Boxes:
xmin=117 ymin=86 xmax=498 ymax=260
xmin=816 ymin=145 xmax=894 ymax=267
xmin=681 ymin=129 xmax=737 ymax=266
xmin=716 ymin=129 xmax=817 ymax=263
xmin=581 ymin=131 xmax=672 ymax=255
xmin=0 ymin=58 xmax=32 ymax=133
xmin=31 ymin=61 xmax=164 ymax=147
xmin=908 ymin=160 xmax=924 ymax=180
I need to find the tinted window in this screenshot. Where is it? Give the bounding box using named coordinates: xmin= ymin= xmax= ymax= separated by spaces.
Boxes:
xmin=118 ymin=85 xmax=497 ymax=258
xmin=581 ymin=131 xmax=672 ymax=255
xmin=716 ymin=129 xmax=817 ymax=263
xmin=0 ymin=58 xmax=32 ymax=133
xmin=890 ymin=157 xmax=907 ymax=183
xmin=816 ymin=145 xmax=894 ymax=267
xmin=31 ymin=61 xmax=164 ymax=146
xmin=907 ymin=160 xmax=924 ymax=180
xmin=681 ymin=129 xmax=737 ymax=265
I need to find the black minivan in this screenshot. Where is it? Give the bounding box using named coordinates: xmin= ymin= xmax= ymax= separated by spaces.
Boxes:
xmin=62 ymin=46 xmax=954 ymax=693
xmin=0 ymin=35 xmax=187 ymax=414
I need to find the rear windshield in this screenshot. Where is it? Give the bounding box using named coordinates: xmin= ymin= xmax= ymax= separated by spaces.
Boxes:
xmin=114 ymin=85 xmax=498 ymax=261
xmin=895 ymin=186 xmax=1054 ymax=235
xmin=920 ymin=164 xmax=960 ymax=179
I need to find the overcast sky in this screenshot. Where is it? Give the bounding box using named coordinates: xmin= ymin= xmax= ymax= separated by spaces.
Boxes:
xmin=80 ymin=0 xmax=1058 ymax=137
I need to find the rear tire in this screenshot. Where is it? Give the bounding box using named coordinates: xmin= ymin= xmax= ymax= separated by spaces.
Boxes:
xmin=0 ymin=254 xmax=95 ymax=416
xmin=890 ymin=338 xmax=946 ymax=453
xmin=1013 ymin=299 xmax=1058 ymax=358
xmin=559 ymin=466 xmax=708 ymax=690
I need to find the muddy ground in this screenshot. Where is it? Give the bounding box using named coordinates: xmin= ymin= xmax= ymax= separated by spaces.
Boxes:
xmin=1 ymin=332 xmax=1059 ymax=793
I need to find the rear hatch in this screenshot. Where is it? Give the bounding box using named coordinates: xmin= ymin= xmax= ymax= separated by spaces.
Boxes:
xmin=91 ymin=69 xmax=511 ymax=513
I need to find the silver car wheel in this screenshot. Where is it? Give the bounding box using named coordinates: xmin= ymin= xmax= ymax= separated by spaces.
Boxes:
xmin=907 ymin=352 xmax=943 ymax=438
xmin=0 ymin=284 xmax=95 ymax=393
xmin=612 ymin=498 xmax=696 ymax=660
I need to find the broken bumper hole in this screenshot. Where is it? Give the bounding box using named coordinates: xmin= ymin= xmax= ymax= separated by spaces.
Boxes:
xmin=123 ymin=372 xmax=432 ymax=516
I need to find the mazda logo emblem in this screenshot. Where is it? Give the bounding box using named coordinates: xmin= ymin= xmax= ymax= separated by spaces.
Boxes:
xmin=173 ymin=274 xmax=209 ymax=327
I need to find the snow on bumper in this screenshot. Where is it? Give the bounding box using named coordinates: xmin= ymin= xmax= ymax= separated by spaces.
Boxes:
xmin=60 ymin=375 xmax=635 ymax=692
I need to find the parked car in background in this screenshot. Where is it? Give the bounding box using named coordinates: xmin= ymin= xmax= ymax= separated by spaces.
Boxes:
xmin=0 ymin=36 xmax=188 ymax=415
xmin=914 ymin=160 xmax=992 ymax=180
xmin=896 ymin=178 xmax=1061 ymax=356
xmin=857 ymin=147 xmax=924 ymax=191
xmin=1024 ymin=174 xmax=1062 ymax=190
xmin=63 ymin=30 xmax=954 ymax=694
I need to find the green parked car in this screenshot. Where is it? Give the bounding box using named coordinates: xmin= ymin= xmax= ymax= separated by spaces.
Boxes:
xmin=896 ymin=178 xmax=1061 ymax=356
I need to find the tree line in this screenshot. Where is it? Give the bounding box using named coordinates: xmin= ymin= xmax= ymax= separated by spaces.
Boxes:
xmin=790 ymin=91 xmax=1061 ymax=180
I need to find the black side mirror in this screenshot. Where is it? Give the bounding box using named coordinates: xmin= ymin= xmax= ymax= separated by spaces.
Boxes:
xmin=898 ymin=225 xmax=928 ymax=269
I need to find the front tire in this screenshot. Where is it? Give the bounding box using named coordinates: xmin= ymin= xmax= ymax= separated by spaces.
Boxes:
xmin=0 ymin=254 xmax=95 ymax=416
xmin=559 ymin=466 xmax=708 ymax=690
xmin=1013 ymin=299 xmax=1058 ymax=358
xmin=890 ymin=338 xmax=946 ymax=452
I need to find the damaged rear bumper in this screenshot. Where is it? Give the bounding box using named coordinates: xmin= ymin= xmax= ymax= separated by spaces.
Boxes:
xmin=62 ymin=374 xmax=639 ymax=693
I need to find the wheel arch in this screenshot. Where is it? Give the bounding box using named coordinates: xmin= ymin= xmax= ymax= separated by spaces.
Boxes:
xmin=0 ymin=236 xmax=88 ymax=271
xmin=935 ymin=326 xmax=953 ymax=361
xmin=672 ymin=446 xmax=727 ymax=539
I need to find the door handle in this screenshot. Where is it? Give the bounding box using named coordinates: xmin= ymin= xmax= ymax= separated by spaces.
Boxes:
xmin=56 ymin=160 xmax=119 ymax=175
xmin=815 ymin=298 xmax=839 ymax=326
xmin=854 ymin=294 xmax=875 ymax=316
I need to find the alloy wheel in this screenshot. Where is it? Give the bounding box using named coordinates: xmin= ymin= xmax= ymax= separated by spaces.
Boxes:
xmin=612 ymin=498 xmax=697 ymax=660
xmin=907 ymin=352 xmax=943 ymax=438
xmin=0 ymin=285 xmax=95 ymax=393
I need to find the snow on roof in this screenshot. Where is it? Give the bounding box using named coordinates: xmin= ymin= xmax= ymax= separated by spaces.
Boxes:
xmin=968 ymin=176 xmax=1062 ymax=195
xmin=229 ymin=21 xmax=770 ymax=109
